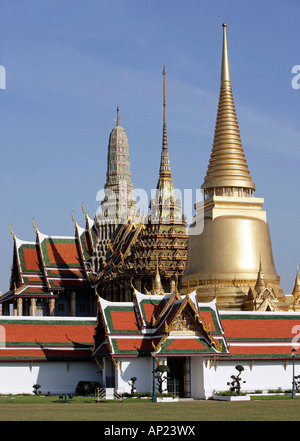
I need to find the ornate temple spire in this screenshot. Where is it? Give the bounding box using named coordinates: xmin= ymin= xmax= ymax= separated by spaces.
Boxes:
xmin=97 ymin=107 xmax=140 ymax=229
xmin=292 ymin=263 xmax=300 ymax=299
xmin=150 ymin=66 xmax=182 ymax=224
xmin=254 ymin=256 xmax=267 ymax=293
xmin=202 ymin=23 xmax=255 ymax=194
xmin=159 ymin=65 xmax=172 ymax=179
xmin=105 ymin=106 xmax=132 ymax=189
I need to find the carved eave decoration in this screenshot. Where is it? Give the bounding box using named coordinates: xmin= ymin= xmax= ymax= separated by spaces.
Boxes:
xmin=244 ymin=286 xmax=279 ymax=311
xmin=152 ymin=294 xmax=222 ymax=353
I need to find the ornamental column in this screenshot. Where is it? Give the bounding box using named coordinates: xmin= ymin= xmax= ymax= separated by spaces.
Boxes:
xmin=70 ymin=291 xmax=76 ymax=317
xmin=17 ymin=297 xmax=23 ymax=316
xmin=30 ymin=298 xmax=37 ymax=316
xmin=49 ymin=297 xmax=55 ymax=316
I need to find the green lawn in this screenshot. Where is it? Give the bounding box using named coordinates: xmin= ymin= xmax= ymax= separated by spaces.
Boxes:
xmin=0 ymin=395 xmax=299 ymax=421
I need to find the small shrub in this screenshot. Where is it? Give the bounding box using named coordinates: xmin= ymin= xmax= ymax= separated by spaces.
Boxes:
xmin=75 ymin=381 xmax=101 ymax=396
xmin=155 ymin=365 xmax=170 ymax=393
xmin=33 ymin=384 xmax=41 ymax=395
xmin=129 ymin=377 xmax=137 ymax=395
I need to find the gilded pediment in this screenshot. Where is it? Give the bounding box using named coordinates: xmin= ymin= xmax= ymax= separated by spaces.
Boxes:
xmin=169 ymin=308 xmax=202 ymax=335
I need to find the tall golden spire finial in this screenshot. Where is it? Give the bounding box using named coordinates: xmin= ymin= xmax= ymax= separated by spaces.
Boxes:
xmin=159 ymin=65 xmax=171 ymax=178
xmin=221 ymin=23 xmax=230 ymax=82
xmin=163 ymin=65 xmax=167 ymax=126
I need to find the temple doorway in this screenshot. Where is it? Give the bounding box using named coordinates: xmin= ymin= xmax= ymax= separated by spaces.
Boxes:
xmin=167 ymin=357 xmax=190 ymax=398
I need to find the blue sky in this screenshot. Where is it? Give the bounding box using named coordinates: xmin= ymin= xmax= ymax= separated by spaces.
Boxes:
xmin=0 ymin=0 xmax=300 ymax=294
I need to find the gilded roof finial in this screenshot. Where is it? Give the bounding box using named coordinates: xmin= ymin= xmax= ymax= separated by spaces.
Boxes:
xmin=81 ymin=202 xmax=87 ymax=216
xmin=9 ymin=223 xmax=16 ymax=240
xmin=71 ymin=209 xmax=77 ymax=227
xmin=32 ymin=217 xmax=38 ymax=235
xmin=81 ymin=202 xmax=89 ymax=223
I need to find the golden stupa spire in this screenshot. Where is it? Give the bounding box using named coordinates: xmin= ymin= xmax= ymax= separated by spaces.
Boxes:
xmin=202 ymin=23 xmax=255 ymax=194
xmin=292 ymin=263 xmax=300 ymax=299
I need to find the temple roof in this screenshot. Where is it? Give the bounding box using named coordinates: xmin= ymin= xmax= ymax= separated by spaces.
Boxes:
xmin=0 ymin=316 xmax=96 ymax=361
xmin=220 ymin=310 xmax=300 ymax=359
xmin=0 ymin=210 xmax=97 ymax=303
xmin=93 ymin=293 xmax=300 ymax=362
xmin=93 ymin=290 xmax=228 ymax=359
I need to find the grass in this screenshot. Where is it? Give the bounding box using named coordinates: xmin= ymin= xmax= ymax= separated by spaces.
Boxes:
xmin=0 ymin=395 xmax=299 ymax=421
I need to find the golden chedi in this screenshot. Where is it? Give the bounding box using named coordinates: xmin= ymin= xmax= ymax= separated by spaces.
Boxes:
xmin=182 ymin=24 xmax=285 ymax=310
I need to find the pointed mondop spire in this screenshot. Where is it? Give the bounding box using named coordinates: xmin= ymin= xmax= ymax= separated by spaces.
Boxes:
xmin=292 ymin=263 xmax=300 ymax=299
xmin=150 ymin=67 xmax=182 ymax=224
xmin=159 ymin=65 xmax=171 ymax=179
xmin=254 ymin=255 xmax=267 ymax=293
xmin=202 ymin=23 xmax=255 ymax=194
xmin=154 ymin=258 xmax=164 ymax=295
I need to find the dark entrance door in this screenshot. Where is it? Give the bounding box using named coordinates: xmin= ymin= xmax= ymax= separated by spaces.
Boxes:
xmin=167 ymin=358 xmax=185 ymax=397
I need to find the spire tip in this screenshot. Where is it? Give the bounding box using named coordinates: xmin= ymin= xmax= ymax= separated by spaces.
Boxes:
xmin=115 ymin=106 xmax=120 ymax=126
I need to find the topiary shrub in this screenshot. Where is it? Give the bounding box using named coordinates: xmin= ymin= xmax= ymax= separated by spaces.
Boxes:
xmin=33 ymin=384 xmax=41 ymax=395
xmin=155 ymin=365 xmax=170 ymax=394
xmin=129 ymin=377 xmax=137 ymax=395
xmin=227 ymin=365 xmax=246 ymax=396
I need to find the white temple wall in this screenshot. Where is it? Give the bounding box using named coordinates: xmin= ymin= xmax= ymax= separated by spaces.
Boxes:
xmin=190 ymin=356 xmax=205 ymax=399
xmin=115 ymin=358 xmax=152 ymax=394
xmin=0 ymin=361 xmax=100 ymax=395
xmin=1 ymin=357 xmax=298 ymax=397
xmin=202 ymin=359 xmax=299 ymax=397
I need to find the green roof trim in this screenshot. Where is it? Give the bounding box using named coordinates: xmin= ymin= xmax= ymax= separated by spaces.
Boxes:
xmin=199 ymin=306 xmax=223 ymax=334
xmin=220 ymin=313 xmax=300 ymax=320
xmin=0 ymin=319 xmax=96 ymax=325
xmin=18 ymin=244 xmax=41 ymax=274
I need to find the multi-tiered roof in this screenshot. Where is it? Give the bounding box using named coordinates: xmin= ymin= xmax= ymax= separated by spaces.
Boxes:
xmin=1 ymin=208 xmax=97 ymax=312
xmin=93 ymin=289 xmax=228 ymax=367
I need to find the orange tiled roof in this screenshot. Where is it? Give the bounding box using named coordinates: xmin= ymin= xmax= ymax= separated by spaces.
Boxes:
xmin=0 ymin=317 xmax=96 ymax=361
